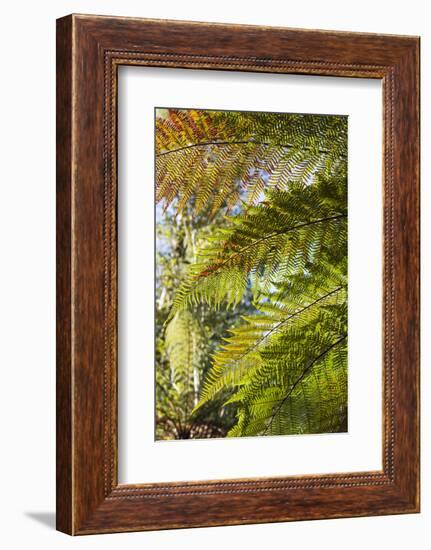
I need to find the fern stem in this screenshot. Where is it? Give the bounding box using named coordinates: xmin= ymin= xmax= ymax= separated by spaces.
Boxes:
xmin=263 ymin=334 xmax=347 ymax=435
xmin=157 ymin=140 xmax=347 ymax=159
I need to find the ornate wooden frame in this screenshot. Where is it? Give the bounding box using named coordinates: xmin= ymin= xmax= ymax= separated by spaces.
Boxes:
xmin=56 ymin=14 xmax=420 ymax=535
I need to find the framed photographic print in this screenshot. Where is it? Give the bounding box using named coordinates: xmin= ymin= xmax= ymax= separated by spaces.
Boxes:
xmin=56 ymin=14 xmax=420 ymax=535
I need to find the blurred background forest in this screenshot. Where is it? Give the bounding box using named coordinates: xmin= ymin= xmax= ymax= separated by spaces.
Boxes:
xmin=155 ymin=108 xmax=348 ymax=440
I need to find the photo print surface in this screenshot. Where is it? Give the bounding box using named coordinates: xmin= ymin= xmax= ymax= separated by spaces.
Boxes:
xmin=155 ymin=108 xmax=348 ymax=441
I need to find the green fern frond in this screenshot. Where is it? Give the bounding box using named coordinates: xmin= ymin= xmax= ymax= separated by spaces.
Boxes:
xmin=196 ymin=286 xmax=347 ymax=409
xmin=156 ymin=108 xmax=347 ymax=215
xmin=165 ymin=310 xmax=206 ymax=391
xmin=169 ymin=174 xmax=346 ymax=317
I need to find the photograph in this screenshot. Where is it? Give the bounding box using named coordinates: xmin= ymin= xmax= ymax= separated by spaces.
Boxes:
xmin=155 ymin=107 xmax=348 ymax=440
xmin=0 ymin=0 xmax=423 ymax=544
xmin=47 ymin=8 xmax=420 ymax=538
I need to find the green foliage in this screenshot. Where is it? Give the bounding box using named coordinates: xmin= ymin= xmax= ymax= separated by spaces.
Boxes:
xmin=155 ymin=201 xmax=240 ymax=439
xmin=165 ymin=310 xmax=205 ymax=396
xmin=156 ymin=109 xmax=347 ymax=215
xmin=169 ymin=171 xmax=347 ymax=317
xmin=155 ymin=107 xmax=348 ymax=438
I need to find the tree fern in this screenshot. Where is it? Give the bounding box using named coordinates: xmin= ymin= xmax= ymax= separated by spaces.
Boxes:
xmin=156 ymin=107 xmax=348 ymax=438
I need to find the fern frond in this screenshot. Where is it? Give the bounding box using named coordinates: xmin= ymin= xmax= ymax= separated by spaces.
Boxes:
xmin=156 ymin=109 xmax=347 ymax=215
xmin=169 ymin=175 xmax=347 ymax=316
xmin=165 ymin=310 xmax=206 ymax=392
xmin=227 ymin=332 xmax=347 ymax=437
xmin=197 ymin=286 xmax=347 ymax=409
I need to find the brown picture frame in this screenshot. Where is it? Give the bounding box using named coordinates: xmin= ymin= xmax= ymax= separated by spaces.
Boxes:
xmin=56 ymin=14 xmax=420 ymax=535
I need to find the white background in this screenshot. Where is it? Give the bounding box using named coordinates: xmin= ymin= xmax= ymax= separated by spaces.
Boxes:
xmin=0 ymin=1 xmax=428 ymax=549
xmin=118 ymin=68 xmax=382 ymax=483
